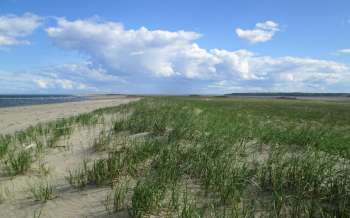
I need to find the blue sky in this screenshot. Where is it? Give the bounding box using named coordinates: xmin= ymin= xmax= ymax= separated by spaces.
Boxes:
xmin=1 ymin=0 xmax=350 ymax=94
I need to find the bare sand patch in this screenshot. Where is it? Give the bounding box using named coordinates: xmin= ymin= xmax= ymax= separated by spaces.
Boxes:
xmin=0 ymin=96 xmax=139 ymax=135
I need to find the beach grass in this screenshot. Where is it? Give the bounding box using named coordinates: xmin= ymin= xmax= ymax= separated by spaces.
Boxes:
xmin=104 ymin=180 xmax=129 ymax=213
xmin=4 ymin=149 xmax=32 ymax=175
xmin=1 ymin=96 xmax=350 ymax=217
xmin=30 ymin=180 xmax=56 ymax=203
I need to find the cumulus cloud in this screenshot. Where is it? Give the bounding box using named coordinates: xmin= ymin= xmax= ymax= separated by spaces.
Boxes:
xmin=0 ymin=13 xmax=42 ymax=46
xmin=0 ymin=12 xmax=347 ymax=93
xmin=205 ymin=55 xmax=350 ymax=93
xmin=235 ymin=21 xmax=280 ymax=43
xmin=45 ymin=18 xmax=267 ymax=80
xmin=247 ymin=56 xmax=349 ymax=91
xmin=42 ymin=18 xmax=350 ymax=93
xmin=1 ymin=15 xmax=348 ymax=93
xmin=46 ymin=18 xmax=219 ymax=79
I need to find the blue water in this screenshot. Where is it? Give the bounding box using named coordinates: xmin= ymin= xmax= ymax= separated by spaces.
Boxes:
xmin=0 ymin=95 xmax=87 ymax=108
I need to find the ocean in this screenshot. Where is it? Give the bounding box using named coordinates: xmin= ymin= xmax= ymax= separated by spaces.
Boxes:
xmin=0 ymin=95 xmax=87 ymax=108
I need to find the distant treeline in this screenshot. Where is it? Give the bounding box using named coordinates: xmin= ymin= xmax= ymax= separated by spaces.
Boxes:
xmin=224 ymin=93 xmax=350 ymax=97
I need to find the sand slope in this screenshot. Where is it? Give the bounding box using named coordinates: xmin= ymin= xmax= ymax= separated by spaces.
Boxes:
xmin=0 ymin=96 xmax=139 ymax=217
xmin=0 ymin=96 xmax=139 ymax=135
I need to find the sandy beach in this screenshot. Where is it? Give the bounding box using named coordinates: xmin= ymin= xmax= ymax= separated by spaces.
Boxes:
xmin=0 ymin=96 xmax=139 ymax=218
xmin=0 ymin=96 xmax=139 ymax=135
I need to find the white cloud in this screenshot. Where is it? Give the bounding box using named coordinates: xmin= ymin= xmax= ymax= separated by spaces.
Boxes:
xmin=42 ymin=18 xmax=350 ymax=93
xmin=210 ymin=49 xmax=255 ymax=79
xmin=0 ymin=62 xmax=129 ymax=94
xmin=256 ymin=21 xmax=279 ymax=31
xmin=46 ymin=18 xmax=218 ymax=79
xmin=0 ymin=15 xmax=347 ymax=93
xmin=235 ymin=20 xmax=280 ymax=43
xmin=251 ymin=56 xmax=349 ymax=85
xmin=0 ymin=13 xmax=42 ymax=46
xmin=35 ymin=79 xmax=49 ymax=88
xmin=337 ymin=49 xmax=350 ymax=54
xmin=34 ymin=79 xmax=84 ymax=90
xmin=31 ymin=62 xmax=127 ymax=92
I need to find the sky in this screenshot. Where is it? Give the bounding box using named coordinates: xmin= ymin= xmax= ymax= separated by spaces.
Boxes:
xmin=1 ymin=0 xmax=350 ymax=94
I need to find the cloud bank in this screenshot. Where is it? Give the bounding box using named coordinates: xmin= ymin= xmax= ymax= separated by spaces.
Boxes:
xmin=43 ymin=18 xmax=350 ymax=93
xmin=1 ymin=15 xmax=349 ymax=94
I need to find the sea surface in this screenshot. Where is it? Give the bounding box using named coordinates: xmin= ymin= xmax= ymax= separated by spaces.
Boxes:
xmin=0 ymin=95 xmax=87 ymax=108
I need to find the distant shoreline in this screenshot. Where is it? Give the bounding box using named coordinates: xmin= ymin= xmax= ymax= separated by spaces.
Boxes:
xmin=0 ymin=94 xmax=87 ymax=108
xmin=224 ymin=92 xmax=350 ymax=97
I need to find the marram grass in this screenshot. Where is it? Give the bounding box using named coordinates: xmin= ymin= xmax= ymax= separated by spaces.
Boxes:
xmin=65 ymin=97 xmax=350 ymax=217
xmin=2 ymin=96 xmax=350 ymax=217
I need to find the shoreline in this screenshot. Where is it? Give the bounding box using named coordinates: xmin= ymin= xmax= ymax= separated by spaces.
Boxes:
xmin=0 ymin=96 xmax=139 ymax=135
xmin=0 ymin=95 xmax=86 ymax=109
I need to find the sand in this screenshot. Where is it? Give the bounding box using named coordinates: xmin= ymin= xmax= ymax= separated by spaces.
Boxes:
xmin=0 ymin=96 xmax=139 ymax=218
xmin=0 ymin=96 xmax=139 ymax=135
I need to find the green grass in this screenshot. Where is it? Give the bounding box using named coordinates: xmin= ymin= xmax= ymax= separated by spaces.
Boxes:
xmin=131 ymin=177 xmax=167 ymax=218
xmin=66 ymin=151 xmax=126 ymax=188
xmin=104 ymin=181 xmax=129 ymax=213
xmin=65 ymin=160 xmax=89 ymax=189
xmin=0 ymin=105 xmax=111 ymax=176
xmin=30 ymin=181 xmax=56 ymax=203
xmin=3 ymin=96 xmax=350 ymax=217
xmin=4 ymin=149 xmax=32 ymax=175
xmin=62 ymin=97 xmax=350 ymax=217
xmin=128 ymin=97 xmax=350 ymax=217
xmin=0 ymin=135 xmax=11 ymax=158
xmin=92 ymin=129 xmax=113 ymax=152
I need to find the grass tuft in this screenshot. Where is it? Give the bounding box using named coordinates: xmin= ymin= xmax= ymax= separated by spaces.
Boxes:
xmin=4 ymin=149 xmax=32 ymax=175
xmin=104 ymin=181 xmax=129 ymax=213
xmin=30 ymin=181 xmax=56 ymax=203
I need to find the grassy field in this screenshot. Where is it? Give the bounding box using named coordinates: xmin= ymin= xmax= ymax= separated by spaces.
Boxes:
xmin=1 ymin=96 xmax=350 ymax=217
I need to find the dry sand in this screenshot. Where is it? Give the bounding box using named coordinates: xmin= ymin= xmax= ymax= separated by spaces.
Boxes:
xmin=0 ymin=96 xmax=139 ymax=135
xmin=0 ymin=96 xmax=139 ymax=218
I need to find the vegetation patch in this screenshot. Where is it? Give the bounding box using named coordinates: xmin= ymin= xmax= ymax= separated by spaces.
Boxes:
xmin=2 ymin=97 xmax=350 ymax=217
xmin=30 ymin=180 xmax=56 ymax=203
